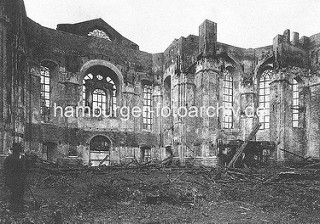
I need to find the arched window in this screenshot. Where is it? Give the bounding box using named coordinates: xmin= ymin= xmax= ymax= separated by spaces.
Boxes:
xmin=143 ymin=83 xmax=153 ymax=130
xmin=88 ymin=29 xmax=111 ymax=41
xmin=222 ymin=70 xmax=233 ymax=129
xmin=82 ymin=69 xmax=117 ymax=117
xmin=40 ymin=66 xmax=50 ymax=122
xmin=259 ymin=69 xmax=272 ymax=129
xmin=292 ymin=79 xmax=299 ymax=127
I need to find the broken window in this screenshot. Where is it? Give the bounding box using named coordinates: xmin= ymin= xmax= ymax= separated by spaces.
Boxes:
xmin=292 ymin=79 xmax=299 ymax=127
xmin=222 ymin=70 xmax=233 ymax=129
xmin=40 ymin=66 xmax=51 ymax=122
xmin=143 ymin=83 xmax=153 ymax=130
xmin=82 ymin=71 xmax=117 ymax=117
xmin=88 ymin=29 xmax=111 ymax=41
xmin=259 ymin=69 xmax=272 ymax=130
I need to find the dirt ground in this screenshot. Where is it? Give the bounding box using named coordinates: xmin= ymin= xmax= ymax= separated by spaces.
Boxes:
xmin=0 ymin=164 xmax=320 ymax=223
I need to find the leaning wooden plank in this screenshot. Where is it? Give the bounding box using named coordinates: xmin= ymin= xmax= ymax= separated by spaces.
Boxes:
xmin=98 ymin=154 xmax=110 ymax=166
xmin=278 ymin=148 xmax=306 ymax=160
xmin=227 ymin=122 xmax=262 ymax=168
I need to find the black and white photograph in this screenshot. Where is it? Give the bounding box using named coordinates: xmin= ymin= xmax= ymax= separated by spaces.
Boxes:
xmin=0 ymin=0 xmax=320 ymax=223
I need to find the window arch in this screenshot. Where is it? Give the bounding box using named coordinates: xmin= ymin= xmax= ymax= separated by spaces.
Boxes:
xmin=82 ymin=68 xmax=117 ymax=117
xmin=88 ymin=29 xmax=111 ymax=41
xmin=258 ymin=69 xmax=272 ymax=129
xmin=222 ymin=70 xmax=233 ymax=129
xmin=143 ymin=83 xmax=153 ymax=130
xmin=292 ymin=79 xmax=299 ymax=127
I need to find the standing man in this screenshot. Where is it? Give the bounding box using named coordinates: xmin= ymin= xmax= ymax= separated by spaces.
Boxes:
xmin=3 ymin=142 xmax=27 ymax=212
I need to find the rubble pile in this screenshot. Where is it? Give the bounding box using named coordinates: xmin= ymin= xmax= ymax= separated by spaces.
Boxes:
xmin=0 ymin=155 xmax=320 ymax=223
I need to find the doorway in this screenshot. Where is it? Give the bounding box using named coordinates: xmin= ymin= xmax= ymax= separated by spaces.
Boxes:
xmin=89 ymin=135 xmax=111 ymax=166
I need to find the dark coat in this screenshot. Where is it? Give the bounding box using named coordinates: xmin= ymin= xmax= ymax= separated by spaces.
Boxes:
xmin=3 ymin=153 xmax=27 ymax=189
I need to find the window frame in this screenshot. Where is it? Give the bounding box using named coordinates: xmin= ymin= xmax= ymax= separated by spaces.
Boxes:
xmin=222 ymin=70 xmax=233 ymax=129
xmin=40 ymin=66 xmax=51 ymax=122
xmin=92 ymin=88 xmax=107 ymax=114
xmin=292 ymin=79 xmax=299 ymax=128
xmin=82 ymin=73 xmax=117 ymax=117
xmin=142 ymin=83 xmax=153 ymax=131
xmin=258 ymin=69 xmax=272 ymax=130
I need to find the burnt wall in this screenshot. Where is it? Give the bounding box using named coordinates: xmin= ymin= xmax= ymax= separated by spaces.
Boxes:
xmin=0 ymin=0 xmax=28 ymax=162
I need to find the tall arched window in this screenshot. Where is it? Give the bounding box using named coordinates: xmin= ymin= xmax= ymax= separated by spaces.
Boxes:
xmin=40 ymin=66 xmax=50 ymax=122
xmin=292 ymin=79 xmax=299 ymax=127
xmin=82 ymin=67 xmax=117 ymax=117
xmin=143 ymin=83 xmax=153 ymax=130
xmin=222 ymin=70 xmax=233 ymax=129
xmin=258 ymin=69 xmax=272 ymax=129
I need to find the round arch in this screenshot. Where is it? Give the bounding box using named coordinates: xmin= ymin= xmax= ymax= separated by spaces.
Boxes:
xmin=89 ymin=135 xmax=112 ymax=166
xmin=141 ymin=78 xmax=153 ymax=87
xmin=89 ymin=135 xmax=112 ymax=151
xmin=80 ymin=60 xmax=124 ymax=89
xmin=87 ymin=134 xmax=112 ymax=145
xmin=40 ymin=59 xmax=59 ymax=70
xmin=80 ymin=60 xmax=124 ymax=106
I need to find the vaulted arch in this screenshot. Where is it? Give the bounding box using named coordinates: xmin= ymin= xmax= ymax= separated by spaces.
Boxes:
xmin=80 ymin=60 xmax=124 ymax=89
xmin=80 ymin=60 xmax=124 ymax=113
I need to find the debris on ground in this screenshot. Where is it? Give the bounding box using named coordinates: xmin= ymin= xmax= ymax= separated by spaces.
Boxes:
xmin=1 ymin=154 xmax=320 ymax=223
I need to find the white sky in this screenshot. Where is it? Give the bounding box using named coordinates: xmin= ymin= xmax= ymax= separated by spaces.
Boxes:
xmin=24 ymin=0 xmax=320 ymax=53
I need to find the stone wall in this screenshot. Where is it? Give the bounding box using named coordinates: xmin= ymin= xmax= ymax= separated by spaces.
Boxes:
xmin=1 ymin=0 xmax=320 ymax=168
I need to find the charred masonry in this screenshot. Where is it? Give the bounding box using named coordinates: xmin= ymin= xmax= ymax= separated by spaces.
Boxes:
xmin=0 ymin=0 xmax=320 ymax=167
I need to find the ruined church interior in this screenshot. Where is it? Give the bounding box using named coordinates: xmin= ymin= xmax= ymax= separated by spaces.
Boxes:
xmin=1 ymin=0 xmax=320 ymax=222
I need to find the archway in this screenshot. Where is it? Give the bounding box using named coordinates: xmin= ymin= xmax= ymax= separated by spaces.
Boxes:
xmin=79 ymin=60 xmax=124 ymax=110
xmin=80 ymin=60 xmax=123 ymax=90
xmin=89 ymin=135 xmax=111 ymax=166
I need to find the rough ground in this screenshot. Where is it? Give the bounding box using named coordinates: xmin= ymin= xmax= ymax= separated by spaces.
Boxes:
xmin=0 ymin=164 xmax=320 ymax=223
